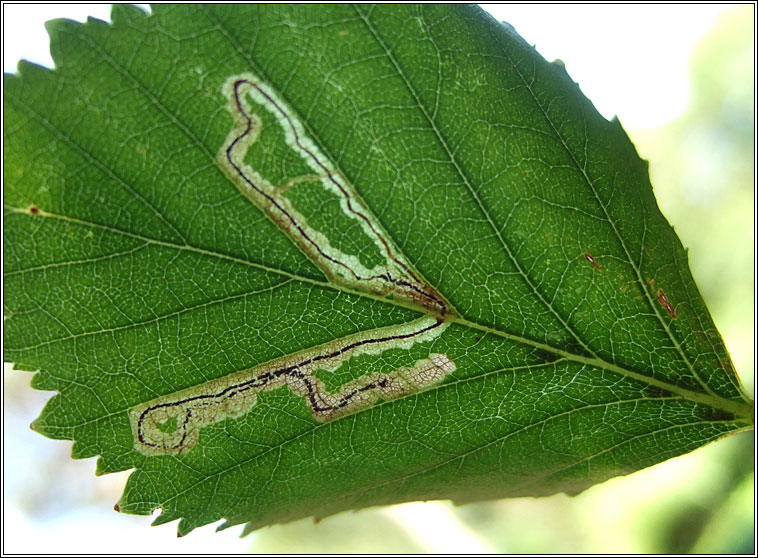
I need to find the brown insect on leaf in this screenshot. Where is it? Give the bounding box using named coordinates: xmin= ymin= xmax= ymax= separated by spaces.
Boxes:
xmin=657 ymin=289 xmax=677 ymax=319
xmin=583 ymin=252 xmax=601 ymax=270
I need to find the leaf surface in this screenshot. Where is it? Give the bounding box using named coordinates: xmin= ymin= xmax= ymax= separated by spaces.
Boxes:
xmin=3 ymin=4 xmax=752 ymax=535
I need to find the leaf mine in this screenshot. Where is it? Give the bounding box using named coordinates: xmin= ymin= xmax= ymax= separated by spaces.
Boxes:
xmin=130 ymin=317 xmax=453 ymax=455
xmin=218 ymin=73 xmax=449 ymax=316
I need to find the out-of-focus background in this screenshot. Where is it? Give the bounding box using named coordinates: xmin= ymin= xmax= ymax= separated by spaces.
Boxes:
xmin=3 ymin=4 xmax=754 ymax=554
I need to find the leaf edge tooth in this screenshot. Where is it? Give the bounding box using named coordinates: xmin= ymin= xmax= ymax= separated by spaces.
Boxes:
xmin=109 ymin=3 xmax=150 ymax=25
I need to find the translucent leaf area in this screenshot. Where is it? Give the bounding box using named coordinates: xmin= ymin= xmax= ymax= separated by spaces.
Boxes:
xmin=3 ymin=4 xmax=752 ymax=536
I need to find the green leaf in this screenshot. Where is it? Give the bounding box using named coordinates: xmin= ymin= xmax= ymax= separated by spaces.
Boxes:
xmin=3 ymin=4 xmax=752 ymax=536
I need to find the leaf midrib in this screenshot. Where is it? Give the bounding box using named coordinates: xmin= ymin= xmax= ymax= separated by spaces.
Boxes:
xmin=5 ymin=203 xmax=752 ymax=421
xmin=371 ymin=6 xmax=746 ymax=407
xmin=347 ymin=7 xmax=752 ymax=416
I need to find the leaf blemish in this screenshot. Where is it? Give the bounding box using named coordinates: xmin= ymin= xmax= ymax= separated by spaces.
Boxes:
xmin=29 ymin=205 xmax=40 ymax=215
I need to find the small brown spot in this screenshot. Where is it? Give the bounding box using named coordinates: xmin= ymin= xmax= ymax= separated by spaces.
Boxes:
xmin=657 ymin=289 xmax=677 ymax=319
xmin=475 ymin=337 xmax=481 ymax=343
xmin=29 ymin=422 xmax=35 ymax=431
xmin=29 ymin=206 xmax=40 ymax=215
xmin=114 ymin=504 xmax=120 ymax=512
xmin=177 ymin=532 xmax=183 ymax=538
xmin=313 ymin=517 xmax=323 ymax=525
xmin=641 ymin=384 xmax=671 ymax=399
xmin=583 ymin=252 xmax=601 ymax=270
xmin=695 ymin=407 xmax=736 ymax=422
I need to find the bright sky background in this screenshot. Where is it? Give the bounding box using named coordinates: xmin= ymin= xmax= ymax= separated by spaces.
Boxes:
xmin=480 ymin=4 xmax=731 ymax=128
xmin=3 ymin=3 xmax=731 ymax=129
xmin=1 ymin=3 xmax=742 ymax=554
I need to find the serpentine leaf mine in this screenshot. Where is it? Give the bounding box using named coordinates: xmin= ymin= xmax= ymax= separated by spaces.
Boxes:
xmin=131 ymin=317 xmax=453 ymax=455
xmin=218 ymin=73 xmax=448 ymax=316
